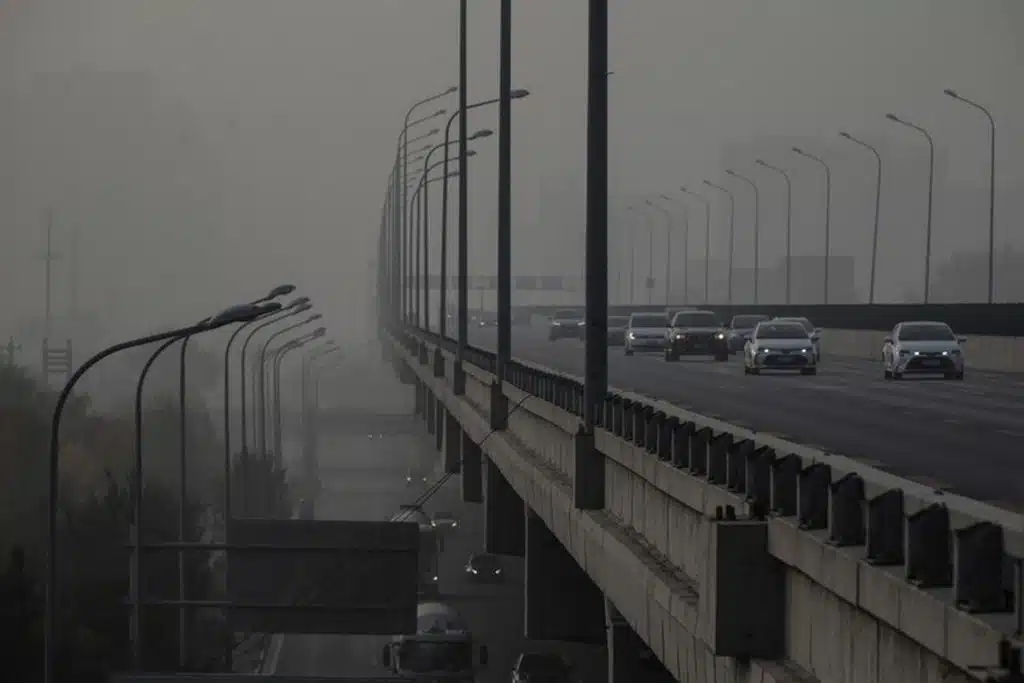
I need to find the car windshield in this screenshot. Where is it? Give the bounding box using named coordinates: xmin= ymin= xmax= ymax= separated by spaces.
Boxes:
xmin=470 ymin=554 xmax=500 ymax=569
xmin=518 ymin=653 xmax=568 ymax=674
xmin=554 ymin=310 xmax=580 ymax=320
xmin=609 ymin=316 xmax=629 ymax=327
xmin=672 ymin=312 xmax=719 ymax=327
xmin=630 ymin=314 xmax=668 ymax=328
xmin=731 ymin=315 xmax=768 ymax=329
xmin=898 ymin=323 xmax=955 ymax=342
xmin=397 ymin=641 xmax=472 ymax=673
xmin=756 ymin=323 xmax=809 ymax=340
xmin=777 ymin=317 xmax=814 ymax=333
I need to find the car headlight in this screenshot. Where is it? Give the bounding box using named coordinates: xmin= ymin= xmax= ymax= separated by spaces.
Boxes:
xmin=469 ymin=568 xmax=478 ymax=575
xmin=494 ymin=569 xmax=502 ymax=575
xmin=716 ymin=333 xmax=725 ymax=339
xmin=800 ymin=348 xmax=809 ymax=353
xmin=577 ymin=321 xmax=585 ymax=326
xmin=432 ymin=576 xmax=439 ymax=582
xmin=674 ymin=333 xmax=685 ymax=340
xmin=628 ymin=332 xmax=635 ymax=339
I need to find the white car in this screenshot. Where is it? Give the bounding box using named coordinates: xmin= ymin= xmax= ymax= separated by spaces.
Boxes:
xmin=624 ymin=312 xmax=670 ymax=356
xmin=772 ymin=316 xmax=822 ymax=361
xmin=882 ymin=321 xmax=965 ymax=380
xmin=431 ymin=511 xmax=458 ymax=530
xmin=744 ymin=321 xmax=818 ymax=375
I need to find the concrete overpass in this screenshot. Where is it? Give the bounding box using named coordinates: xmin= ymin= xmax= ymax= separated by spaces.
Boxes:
xmin=387 ymin=326 xmax=1024 ymax=683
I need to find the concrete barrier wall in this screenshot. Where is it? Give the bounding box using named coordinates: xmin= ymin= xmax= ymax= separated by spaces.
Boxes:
xmin=801 ymin=328 xmax=1024 ymax=373
xmin=395 ymin=333 xmax=1023 ymax=683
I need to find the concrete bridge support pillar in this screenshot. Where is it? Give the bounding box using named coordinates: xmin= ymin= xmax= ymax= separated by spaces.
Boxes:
xmin=444 ymin=412 xmax=461 ymax=473
xmin=461 ymin=433 xmax=483 ymax=503
xmin=413 ymin=379 xmax=425 ymax=416
xmin=485 ymin=458 xmax=524 ymax=556
xmin=524 ymin=509 xmax=604 ymax=643
xmin=605 ymin=599 xmax=645 ymax=682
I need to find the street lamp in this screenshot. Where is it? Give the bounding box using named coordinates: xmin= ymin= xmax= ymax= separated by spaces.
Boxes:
xmin=624 ymin=205 xmax=642 ymax=304
xmin=886 ymin=112 xmax=936 ymax=302
xmin=675 ymin=187 xmax=708 ymax=305
xmin=636 ymin=201 xmax=657 ymax=304
xmin=944 ymin=88 xmax=997 ymax=302
xmin=441 ymin=90 xmax=529 ymax=340
xmin=791 ymin=147 xmax=833 ymax=303
xmin=646 ymin=198 xmax=674 ymax=305
xmin=725 ymin=170 xmax=760 ymax=304
xmin=44 ymin=302 xmax=271 ymax=681
xmin=659 ymin=194 xmax=690 ymax=305
xmin=755 ymin=160 xmax=794 ymax=303
xmin=270 ymin=328 xmax=326 ymax=470
xmin=839 ymin=131 xmax=883 ymax=304
xmin=420 ymin=129 xmax=493 ymax=331
xmin=257 ymin=313 xmax=322 ymax=458
xmin=238 ymin=298 xmax=312 ymax=456
xmin=703 ymin=180 xmax=736 ymax=304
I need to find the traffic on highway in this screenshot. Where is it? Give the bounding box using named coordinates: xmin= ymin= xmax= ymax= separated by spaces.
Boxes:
xmin=470 ymin=317 xmax=1024 ymax=506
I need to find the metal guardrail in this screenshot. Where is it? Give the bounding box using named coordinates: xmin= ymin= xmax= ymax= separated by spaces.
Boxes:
xmin=397 ymin=323 xmax=1024 ymax=656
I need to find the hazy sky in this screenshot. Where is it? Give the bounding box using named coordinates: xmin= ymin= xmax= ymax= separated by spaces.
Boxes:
xmin=1 ymin=0 xmax=1021 ymax=355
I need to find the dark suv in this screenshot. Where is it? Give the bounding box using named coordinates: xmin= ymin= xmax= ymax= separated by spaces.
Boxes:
xmin=665 ymin=310 xmax=729 ymax=361
xmin=548 ymin=309 xmax=585 ymax=340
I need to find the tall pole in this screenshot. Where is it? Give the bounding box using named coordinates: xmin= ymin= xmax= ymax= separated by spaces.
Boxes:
xmin=680 ymin=188 xmax=711 ymax=305
xmin=645 ymin=210 xmax=655 ymax=304
xmin=726 ymin=170 xmax=760 ymax=304
xmin=661 ymin=197 xmax=690 ymax=305
xmin=626 ymin=205 xmax=639 ymax=304
xmin=839 ymin=132 xmax=882 ymax=303
xmin=792 ymin=148 xmax=833 ymax=303
xmin=704 ymin=181 xmax=735 ymax=304
xmin=755 ymin=161 xmax=793 ymax=303
xmin=496 ymin=0 xmax=512 ymax=386
xmin=647 ymin=199 xmax=674 ymax=305
xmin=177 ymin=336 xmax=190 ymax=668
xmin=944 ymin=90 xmax=996 ymax=302
xmin=455 ymin=0 xmax=469 ymax=392
xmin=580 ymin=0 xmax=608 ymax=509
xmin=886 ymin=113 xmax=935 ymax=303
xmin=422 ymin=165 xmax=431 ymax=333
xmin=42 ymin=210 xmax=57 ymax=342
xmin=413 ymin=186 xmax=422 ymax=327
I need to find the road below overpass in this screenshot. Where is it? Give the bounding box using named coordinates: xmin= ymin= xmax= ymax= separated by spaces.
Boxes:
xmin=272 ymin=352 xmax=606 ymax=681
xmin=466 ymin=326 xmax=1024 ymax=508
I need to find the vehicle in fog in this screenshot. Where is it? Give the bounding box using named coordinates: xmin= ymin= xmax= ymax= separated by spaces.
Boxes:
xmin=464 ymin=552 xmax=503 ymax=583
xmin=381 ymin=602 xmax=489 ymax=681
xmin=882 ymin=321 xmax=965 ymax=381
xmin=744 ymin=321 xmax=818 ymax=375
xmin=548 ymin=308 xmax=585 ymax=340
xmin=772 ymin=316 xmax=822 ymax=361
xmin=725 ymin=314 xmax=770 ymax=353
xmin=607 ymin=315 xmax=629 ymax=346
xmin=406 ymin=468 xmax=429 ymax=487
xmin=664 ymin=310 xmax=729 ymax=362
xmin=390 ymin=505 xmax=442 ymax=597
xmin=431 ymin=511 xmax=458 ymax=530
xmin=477 ymin=313 xmax=497 ymax=328
xmin=511 ymin=651 xmax=573 ymax=683
xmin=624 ymin=312 xmax=669 ymax=356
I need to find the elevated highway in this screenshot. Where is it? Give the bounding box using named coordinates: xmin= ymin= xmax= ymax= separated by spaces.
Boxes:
xmin=388 ymin=323 xmax=1024 ymax=683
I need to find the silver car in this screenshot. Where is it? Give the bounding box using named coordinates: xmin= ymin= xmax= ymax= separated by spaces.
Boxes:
xmin=882 ymin=321 xmax=965 ymax=380
xmin=624 ymin=312 xmax=670 ymax=356
xmin=744 ymin=321 xmax=818 ymax=375
xmin=773 ymin=316 xmax=822 ymax=361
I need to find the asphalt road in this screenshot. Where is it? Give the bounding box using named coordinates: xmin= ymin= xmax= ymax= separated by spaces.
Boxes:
xmin=273 ymin=356 xmax=607 ymax=682
xmin=465 ymin=326 xmax=1024 ymax=507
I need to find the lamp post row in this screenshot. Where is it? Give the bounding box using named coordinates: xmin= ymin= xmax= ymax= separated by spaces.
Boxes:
xmin=625 ymin=91 xmax=997 ymax=307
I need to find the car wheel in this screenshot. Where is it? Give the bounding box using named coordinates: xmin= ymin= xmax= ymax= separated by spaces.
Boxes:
xmin=749 ymin=367 xmax=760 ymax=375
xmin=664 ymin=350 xmax=677 ymax=362
xmin=956 ymin=370 xmax=965 ymax=380
xmin=892 ymin=371 xmax=903 ymax=380
xmin=714 ymin=350 xmax=728 ymax=362
xmin=743 ymin=365 xmax=751 ymax=375
xmin=884 ymin=368 xmax=892 ymax=380
xmin=624 ymin=348 xmax=634 ymax=356
xmin=801 ymin=367 xmax=817 ymax=376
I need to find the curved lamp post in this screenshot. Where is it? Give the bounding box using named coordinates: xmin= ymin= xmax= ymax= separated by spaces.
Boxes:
xmin=645 ymin=198 xmax=674 ymax=305
xmin=886 ymin=112 xmax=935 ymax=302
xmin=270 ymin=328 xmax=326 ymax=469
xmin=658 ymin=194 xmax=690 ymax=305
xmin=440 ymin=90 xmax=529 ymax=338
xmin=703 ymin=180 xmax=736 ymax=304
xmin=754 ymin=160 xmax=793 ymax=303
xmin=944 ymin=89 xmax=996 ymax=302
xmin=680 ymin=187 xmax=711 ymax=304
xmin=725 ymin=169 xmax=760 ymax=304
xmin=419 ymin=129 xmax=492 ymax=331
xmin=45 ymin=301 xmax=272 ymax=681
xmin=839 ymin=132 xmax=883 ymax=303
xmin=257 ymin=314 xmax=322 ymax=458
xmin=791 ymin=147 xmax=833 ymax=303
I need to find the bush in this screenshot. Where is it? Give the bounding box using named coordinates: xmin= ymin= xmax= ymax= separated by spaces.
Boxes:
xmin=0 ymin=359 xmax=290 ymax=680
